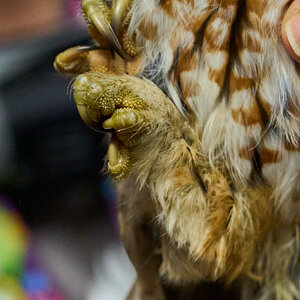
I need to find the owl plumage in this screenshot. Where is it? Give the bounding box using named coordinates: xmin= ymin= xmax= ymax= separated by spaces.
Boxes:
xmin=55 ymin=0 xmax=300 ymax=299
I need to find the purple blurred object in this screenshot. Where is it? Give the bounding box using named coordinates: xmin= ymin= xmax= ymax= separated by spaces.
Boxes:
xmin=23 ymin=246 xmax=67 ymax=300
xmin=68 ymin=0 xmax=81 ymax=15
xmin=67 ymin=0 xmax=85 ymax=24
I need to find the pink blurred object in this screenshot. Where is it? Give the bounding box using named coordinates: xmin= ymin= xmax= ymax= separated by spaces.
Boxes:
xmin=28 ymin=292 xmax=65 ymax=300
xmin=67 ymin=0 xmax=85 ymax=24
xmin=67 ymin=0 xmax=82 ymax=16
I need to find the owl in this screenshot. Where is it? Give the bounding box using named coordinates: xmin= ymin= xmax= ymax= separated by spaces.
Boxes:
xmin=54 ymin=0 xmax=300 ymax=299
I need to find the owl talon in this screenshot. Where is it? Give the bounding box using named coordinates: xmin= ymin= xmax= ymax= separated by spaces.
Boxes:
xmin=108 ymin=135 xmax=131 ymax=179
xmin=82 ymin=0 xmax=125 ymax=58
xmin=90 ymin=11 xmax=125 ymax=58
xmin=54 ymin=45 xmax=103 ymax=74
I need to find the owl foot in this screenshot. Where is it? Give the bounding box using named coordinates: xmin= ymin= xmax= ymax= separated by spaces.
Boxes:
xmin=73 ymin=73 xmax=149 ymax=179
xmin=54 ymin=0 xmax=141 ymax=76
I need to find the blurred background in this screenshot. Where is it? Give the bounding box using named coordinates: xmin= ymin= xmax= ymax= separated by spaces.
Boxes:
xmin=0 ymin=1 xmax=135 ymax=299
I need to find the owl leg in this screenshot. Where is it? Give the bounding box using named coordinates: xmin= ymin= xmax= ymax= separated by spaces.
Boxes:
xmin=117 ymin=180 xmax=166 ymax=300
xmin=119 ymin=212 xmax=165 ymax=300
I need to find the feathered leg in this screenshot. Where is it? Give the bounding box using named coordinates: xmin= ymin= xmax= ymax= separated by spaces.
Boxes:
xmin=71 ymin=72 xmax=273 ymax=283
xmin=117 ymin=179 xmax=166 ymax=300
xmin=241 ymin=225 xmax=300 ymax=300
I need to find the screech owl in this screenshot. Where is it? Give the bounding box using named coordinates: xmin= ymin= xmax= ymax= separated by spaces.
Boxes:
xmin=54 ymin=0 xmax=300 ymax=299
